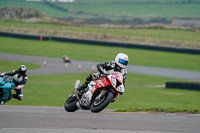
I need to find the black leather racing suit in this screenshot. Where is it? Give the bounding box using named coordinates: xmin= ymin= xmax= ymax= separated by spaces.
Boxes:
xmin=84 ymin=60 xmax=127 ymax=88
xmin=2 ymin=70 xmax=28 ymax=100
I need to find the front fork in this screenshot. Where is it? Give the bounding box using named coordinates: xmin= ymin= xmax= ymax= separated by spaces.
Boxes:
xmin=97 ymin=89 xmax=107 ymax=100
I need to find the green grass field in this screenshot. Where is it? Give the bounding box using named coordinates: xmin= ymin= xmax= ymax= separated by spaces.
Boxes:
xmin=0 ymin=0 xmax=68 ymax=17
xmin=0 ymin=0 xmax=200 ymax=19
xmin=1 ymin=36 xmax=200 ymax=71
xmin=0 ymin=0 xmax=200 ymax=113
xmin=6 ymin=73 xmax=200 ymax=113
xmin=0 ymin=60 xmax=40 ymax=71
xmin=1 ymin=36 xmax=200 ymax=113
xmin=57 ymin=1 xmax=200 ymax=19
xmin=1 ymin=21 xmax=200 ymax=44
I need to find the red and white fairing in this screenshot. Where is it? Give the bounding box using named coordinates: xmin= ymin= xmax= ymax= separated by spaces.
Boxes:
xmin=84 ymin=72 xmax=125 ymax=104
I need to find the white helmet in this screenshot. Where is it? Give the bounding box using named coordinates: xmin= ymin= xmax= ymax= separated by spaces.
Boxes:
xmin=18 ymin=65 xmax=26 ymax=75
xmin=115 ymin=53 xmax=128 ymax=69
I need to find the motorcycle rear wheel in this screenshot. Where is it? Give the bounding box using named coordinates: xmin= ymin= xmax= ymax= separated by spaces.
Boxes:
xmin=64 ymin=95 xmax=78 ymax=112
xmin=90 ymin=92 xmax=114 ymax=113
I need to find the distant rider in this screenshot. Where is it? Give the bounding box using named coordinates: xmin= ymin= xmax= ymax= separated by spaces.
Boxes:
xmin=76 ymin=53 xmax=128 ymax=95
xmin=0 ymin=65 xmax=28 ymax=100
xmin=62 ymin=55 xmax=71 ymax=63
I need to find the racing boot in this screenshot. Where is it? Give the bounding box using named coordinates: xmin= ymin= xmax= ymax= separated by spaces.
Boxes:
xmin=74 ymin=80 xmax=89 ymax=98
xmin=1 ymin=101 xmax=4 ymax=105
xmin=74 ymin=80 xmax=81 ymax=99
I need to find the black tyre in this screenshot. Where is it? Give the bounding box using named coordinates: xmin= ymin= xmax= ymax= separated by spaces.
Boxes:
xmin=90 ymin=92 xmax=114 ymax=113
xmin=64 ymin=95 xmax=78 ymax=112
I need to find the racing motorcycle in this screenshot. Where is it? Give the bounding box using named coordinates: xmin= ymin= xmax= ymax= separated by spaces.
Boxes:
xmin=64 ymin=72 xmax=125 ymax=113
xmin=0 ymin=75 xmax=15 ymax=105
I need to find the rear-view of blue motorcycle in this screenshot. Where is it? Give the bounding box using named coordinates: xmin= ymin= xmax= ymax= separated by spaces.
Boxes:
xmin=0 ymin=75 xmax=15 ymax=105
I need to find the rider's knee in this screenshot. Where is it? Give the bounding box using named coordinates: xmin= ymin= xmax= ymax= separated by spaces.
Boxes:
xmin=18 ymin=94 xmax=23 ymax=100
xmin=18 ymin=96 xmax=23 ymax=100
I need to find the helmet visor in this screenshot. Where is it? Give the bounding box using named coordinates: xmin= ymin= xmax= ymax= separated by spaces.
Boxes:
xmin=119 ymin=58 xmax=128 ymax=66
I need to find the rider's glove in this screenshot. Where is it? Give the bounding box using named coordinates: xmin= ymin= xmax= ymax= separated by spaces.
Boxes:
xmin=100 ymin=68 xmax=108 ymax=76
xmin=0 ymin=72 xmax=5 ymax=77
xmin=14 ymin=87 xmax=19 ymax=90
xmin=15 ymin=85 xmax=24 ymax=90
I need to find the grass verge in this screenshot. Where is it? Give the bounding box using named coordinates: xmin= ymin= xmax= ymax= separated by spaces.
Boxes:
xmin=1 ymin=37 xmax=200 ymax=71
xmin=115 ymin=108 xmax=200 ymax=114
xmin=6 ymin=73 xmax=200 ymax=113
xmin=1 ymin=36 xmax=200 ymax=113
xmin=0 ymin=21 xmax=200 ymax=49
xmin=0 ymin=60 xmax=40 ymax=71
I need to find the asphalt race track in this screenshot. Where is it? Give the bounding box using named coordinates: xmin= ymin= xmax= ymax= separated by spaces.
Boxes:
xmin=1 ymin=53 xmax=200 ymax=133
xmin=1 ymin=53 xmax=200 ymax=80
xmin=1 ymin=105 xmax=200 ymax=133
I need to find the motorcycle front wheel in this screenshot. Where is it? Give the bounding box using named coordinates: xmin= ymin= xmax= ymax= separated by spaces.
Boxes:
xmin=90 ymin=91 xmax=114 ymax=113
xmin=64 ymin=94 xmax=78 ymax=112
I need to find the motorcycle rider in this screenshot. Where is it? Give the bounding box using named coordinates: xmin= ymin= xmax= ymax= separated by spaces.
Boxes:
xmin=0 ymin=65 xmax=28 ymax=100
xmin=76 ymin=53 xmax=128 ymax=95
